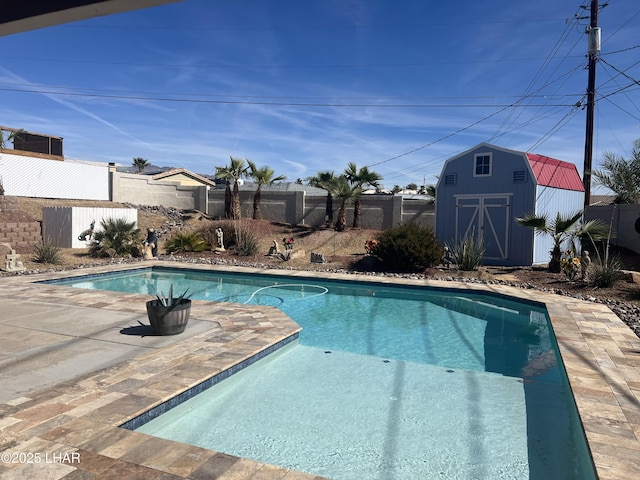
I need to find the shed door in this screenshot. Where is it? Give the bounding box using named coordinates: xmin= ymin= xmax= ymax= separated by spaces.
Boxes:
xmin=455 ymin=195 xmax=510 ymax=260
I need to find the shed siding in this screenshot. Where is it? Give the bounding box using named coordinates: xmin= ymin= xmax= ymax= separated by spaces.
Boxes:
xmin=531 ymin=187 xmax=584 ymax=265
xmin=436 ymin=145 xmax=537 ymax=265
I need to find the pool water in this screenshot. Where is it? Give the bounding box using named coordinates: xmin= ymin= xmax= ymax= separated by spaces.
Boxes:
xmin=50 ymin=267 xmax=595 ymax=479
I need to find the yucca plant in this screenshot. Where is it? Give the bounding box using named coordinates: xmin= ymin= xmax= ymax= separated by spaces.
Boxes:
xmin=233 ymin=220 xmax=260 ymax=256
xmin=583 ymin=211 xmax=622 ymax=288
xmin=589 ymin=256 xmax=622 ymax=287
xmin=446 ymin=229 xmax=486 ymax=271
xmin=32 ymin=240 xmax=62 ymax=264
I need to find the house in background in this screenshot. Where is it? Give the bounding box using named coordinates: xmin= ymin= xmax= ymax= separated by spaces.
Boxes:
xmin=435 ymin=143 xmax=585 ymax=266
xmin=152 ymin=168 xmax=217 ymax=188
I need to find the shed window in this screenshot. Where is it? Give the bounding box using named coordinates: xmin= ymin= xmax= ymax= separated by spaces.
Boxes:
xmin=513 ymin=170 xmax=527 ymax=183
xmin=444 ymin=174 xmax=456 ymax=186
xmin=474 ymin=153 xmax=492 ymax=176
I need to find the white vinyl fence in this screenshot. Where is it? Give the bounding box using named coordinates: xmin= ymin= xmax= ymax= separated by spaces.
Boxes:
xmin=0 ymin=152 xmax=109 ymax=200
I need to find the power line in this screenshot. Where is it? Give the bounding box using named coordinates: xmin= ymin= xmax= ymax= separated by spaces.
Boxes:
xmin=64 ymin=18 xmax=569 ymax=32
xmin=0 ymin=86 xmax=577 ymax=108
xmin=0 ymin=55 xmax=585 ymax=70
xmin=0 ymin=81 xmax=582 ymax=101
xmin=365 ymin=106 xmax=511 ymax=169
xmin=599 ymin=57 xmax=640 ymax=86
xmin=492 ymin=8 xmax=586 ymax=144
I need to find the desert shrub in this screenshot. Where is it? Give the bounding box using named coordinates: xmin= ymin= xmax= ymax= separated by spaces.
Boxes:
xmin=197 ymin=221 xmax=236 ymax=249
xmin=89 ymin=217 xmax=140 ymax=258
xmin=197 ymin=222 xmax=219 ymax=248
xmin=164 ymin=231 xmax=208 ymax=254
xmin=589 ymin=256 xmax=622 ymax=288
xmin=233 ymin=220 xmax=260 ymax=256
xmin=373 ymin=222 xmax=443 ymax=272
xmin=446 ymin=230 xmax=486 ymax=271
xmin=32 ymin=240 xmax=62 ymax=264
xmin=584 ymin=220 xmax=621 ymax=288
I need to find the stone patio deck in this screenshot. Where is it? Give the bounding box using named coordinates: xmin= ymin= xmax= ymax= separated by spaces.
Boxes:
xmin=0 ymin=261 xmax=638 ymax=479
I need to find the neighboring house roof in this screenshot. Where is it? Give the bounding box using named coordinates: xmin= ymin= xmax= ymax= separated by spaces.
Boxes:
xmin=152 ymin=168 xmax=217 ymax=187
xmin=239 ymin=182 xmax=326 ymax=195
xmin=525 ymin=153 xmax=584 ymax=192
xmin=589 ymin=194 xmax=617 ymax=205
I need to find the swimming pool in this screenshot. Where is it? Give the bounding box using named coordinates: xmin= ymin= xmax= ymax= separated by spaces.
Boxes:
xmin=47 ymin=266 xmax=595 ymax=479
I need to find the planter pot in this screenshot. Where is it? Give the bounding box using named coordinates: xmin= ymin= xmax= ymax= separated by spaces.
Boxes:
xmin=146 ymin=299 xmax=191 ymax=335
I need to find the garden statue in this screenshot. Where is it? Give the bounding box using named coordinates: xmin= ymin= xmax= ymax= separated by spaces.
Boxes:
xmin=580 ymin=250 xmax=591 ymax=281
xmin=283 ymin=237 xmax=295 ymax=251
xmin=78 ymin=220 xmax=95 ymax=242
xmin=267 ymin=239 xmax=280 ymax=256
xmin=442 ymin=246 xmax=454 ymax=269
xmin=1 ymin=243 xmax=26 ymax=272
xmin=215 ymin=227 xmax=225 ymax=251
xmin=144 ymin=228 xmax=158 ymax=259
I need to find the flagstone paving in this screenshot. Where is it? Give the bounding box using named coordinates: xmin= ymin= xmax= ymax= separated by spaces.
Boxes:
xmin=0 ymin=262 xmax=638 ymax=479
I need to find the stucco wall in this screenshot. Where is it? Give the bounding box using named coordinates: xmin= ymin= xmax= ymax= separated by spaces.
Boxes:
xmin=206 ymin=190 xmax=434 ymax=229
xmin=111 ymin=172 xmax=207 ymax=212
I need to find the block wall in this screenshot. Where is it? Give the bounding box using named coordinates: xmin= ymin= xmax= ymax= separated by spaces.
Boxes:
xmin=0 ymin=197 xmax=41 ymax=251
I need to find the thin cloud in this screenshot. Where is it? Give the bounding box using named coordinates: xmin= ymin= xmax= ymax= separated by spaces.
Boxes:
xmin=0 ymin=67 xmax=151 ymax=147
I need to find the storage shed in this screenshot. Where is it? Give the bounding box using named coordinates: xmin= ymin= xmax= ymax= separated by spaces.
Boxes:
xmin=435 ymin=143 xmax=585 ymax=266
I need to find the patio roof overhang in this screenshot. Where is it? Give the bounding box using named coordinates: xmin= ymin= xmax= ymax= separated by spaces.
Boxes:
xmin=0 ymin=0 xmax=182 ymax=37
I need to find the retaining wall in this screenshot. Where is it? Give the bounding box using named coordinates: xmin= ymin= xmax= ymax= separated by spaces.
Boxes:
xmin=0 ymin=196 xmax=41 ymax=251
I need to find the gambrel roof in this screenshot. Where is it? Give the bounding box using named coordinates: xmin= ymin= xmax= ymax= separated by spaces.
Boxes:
xmin=525 ymin=153 xmax=584 ymax=192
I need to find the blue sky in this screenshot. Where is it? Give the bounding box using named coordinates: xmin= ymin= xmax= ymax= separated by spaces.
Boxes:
xmin=1 ymin=0 xmax=639 ymax=191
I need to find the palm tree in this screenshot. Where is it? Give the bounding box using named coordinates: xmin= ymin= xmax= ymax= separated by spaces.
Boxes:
xmin=215 ymin=156 xmax=247 ymax=219
xmin=344 ymin=163 xmax=382 ymax=228
xmin=516 ymin=211 xmax=608 ymax=272
xmin=333 ymin=176 xmax=361 ymax=232
xmin=132 ymin=157 xmax=150 ymax=173
xmin=0 ymin=128 xmax=25 ymax=150
xmin=247 ymin=160 xmax=286 ymax=219
xmin=423 ymin=184 xmax=436 ymax=205
xmin=308 ymin=171 xmax=338 ymax=227
xmin=89 ymin=217 xmax=140 ymax=258
xmin=592 ymin=139 xmax=640 ymax=203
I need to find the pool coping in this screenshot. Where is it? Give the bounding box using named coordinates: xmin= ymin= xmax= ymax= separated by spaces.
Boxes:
xmin=0 ymin=261 xmax=638 ymax=479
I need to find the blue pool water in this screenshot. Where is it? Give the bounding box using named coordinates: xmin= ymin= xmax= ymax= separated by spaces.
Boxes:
xmin=48 ymin=267 xmax=595 ymax=479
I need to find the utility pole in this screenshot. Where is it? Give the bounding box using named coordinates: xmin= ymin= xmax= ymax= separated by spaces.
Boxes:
xmin=582 ymin=0 xmax=600 ymax=207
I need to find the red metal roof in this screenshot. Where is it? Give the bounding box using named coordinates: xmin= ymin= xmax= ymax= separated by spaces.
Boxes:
xmin=526 ymin=153 xmax=584 ymax=192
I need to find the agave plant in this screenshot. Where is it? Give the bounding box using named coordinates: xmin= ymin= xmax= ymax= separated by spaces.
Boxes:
xmin=153 ymin=284 xmax=192 ymax=307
